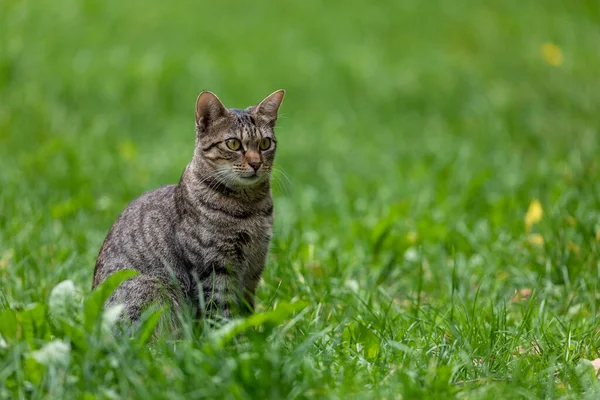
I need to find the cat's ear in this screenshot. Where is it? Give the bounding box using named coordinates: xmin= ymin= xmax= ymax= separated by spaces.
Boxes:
xmin=253 ymin=89 xmax=285 ymax=124
xmin=195 ymin=91 xmax=230 ymax=130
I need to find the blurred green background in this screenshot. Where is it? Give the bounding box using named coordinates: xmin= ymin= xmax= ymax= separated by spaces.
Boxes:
xmin=1 ymin=0 xmax=600 ymax=398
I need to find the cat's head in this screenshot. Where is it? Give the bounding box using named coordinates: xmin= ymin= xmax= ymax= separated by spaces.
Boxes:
xmin=193 ymin=90 xmax=285 ymax=189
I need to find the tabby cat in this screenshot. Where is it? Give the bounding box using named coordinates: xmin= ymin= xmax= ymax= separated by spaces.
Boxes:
xmin=92 ymin=89 xmax=285 ymax=324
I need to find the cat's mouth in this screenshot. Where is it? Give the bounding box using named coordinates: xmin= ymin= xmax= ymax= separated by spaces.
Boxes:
xmin=228 ymin=168 xmax=269 ymax=187
xmin=235 ymin=172 xmax=264 ymax=186
xmin=240 ymin=173 xmax=260 ymax=181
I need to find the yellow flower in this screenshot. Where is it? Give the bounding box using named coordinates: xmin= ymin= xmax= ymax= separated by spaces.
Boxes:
xmin=541 ymin=42 xmax=563 ymax=66
xmin=118 ymin=140 xmax=138 ymax=161
xmin=0 ymin=249 xmax=14 ymax=270
xmin=567 ymin=241 xmax=580 ymax=255
xmin=496 ymin=271 xmax=509 ymax=281
xmin=525 ymin=199 xmax=543 ymax=232
xmin=406 ymin=231 xmax=418 ymax=244
xmin=527 ymin=233 xmax=544 ymax=246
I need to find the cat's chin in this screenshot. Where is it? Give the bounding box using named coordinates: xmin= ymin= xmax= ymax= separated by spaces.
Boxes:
xmin=231 ymin=173 xmax=268 ymax=188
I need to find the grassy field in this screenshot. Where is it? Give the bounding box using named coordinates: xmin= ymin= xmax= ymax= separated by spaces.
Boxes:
xmin=1 ymin=0 xmax=600 ymax=398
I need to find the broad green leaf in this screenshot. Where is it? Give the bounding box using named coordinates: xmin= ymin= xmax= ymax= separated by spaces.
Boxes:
xmin=342 ymin=321 xmax=355 ymax=344
xmin=343 ymin=320 xmax=380 ymax=361
xmin=59 ymin=319 xmax=88 ymax=351
xmin=366 ymin=336 xmax=380 ymax=360
xmin=84 ymin=270 xmax=137 ymax=333
xmin=0 ymin=310 xmax=17 ymax=343
xmin=209 ymin=301 xmax=308 ymax=348
xmin=24 ymin=357 xmax=45 ymax=386
xmin=135 ymin=307 xmax=166 ymax=345
xmin=19 ymin=303 xmax=48 ymax=346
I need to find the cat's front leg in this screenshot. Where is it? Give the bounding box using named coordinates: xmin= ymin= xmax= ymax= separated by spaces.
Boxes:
xmin=200 ymin=264 xmax=239 ymax=319
xmin=241 ymin=278 xmax=261 ymax=315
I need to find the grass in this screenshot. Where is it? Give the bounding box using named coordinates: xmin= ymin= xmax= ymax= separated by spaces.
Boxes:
xmin=1 ymin=0 xmax=600 ymax=398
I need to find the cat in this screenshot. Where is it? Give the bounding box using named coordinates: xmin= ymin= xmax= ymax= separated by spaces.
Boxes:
xmin=92 ymin=89 xmax=285 ymax=325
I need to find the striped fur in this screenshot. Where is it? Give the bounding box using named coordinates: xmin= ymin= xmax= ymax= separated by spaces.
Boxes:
xmin=93 ymin=90 xmax=285 ymax=323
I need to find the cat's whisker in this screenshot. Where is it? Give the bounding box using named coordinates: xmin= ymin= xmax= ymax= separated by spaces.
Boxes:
xmin=195 ymin=169 xmax=229 ymax=188
xmin=270 ymin=166 xmax=292 ymax=194
xmin=272 ymin=165 xmax=292 ymax=183
xmin=202 ymin=169 xmax=231 ymax=191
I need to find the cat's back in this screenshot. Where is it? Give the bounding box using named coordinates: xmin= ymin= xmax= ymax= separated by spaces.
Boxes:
xmin=114 ymin=184 xmax=178 ymax=224
xmin=93 ymin=184 xmax=181 ymax=287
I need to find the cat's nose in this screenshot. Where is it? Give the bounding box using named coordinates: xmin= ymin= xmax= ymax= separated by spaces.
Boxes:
xmin=248 ymin=160 xmax=262 ymax=172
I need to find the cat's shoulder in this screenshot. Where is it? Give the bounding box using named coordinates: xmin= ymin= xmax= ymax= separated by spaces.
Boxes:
xmin=120 ymin=184 xmax=178 ymax=215
xmin=133 ymin=184 xmax=176 ymax=202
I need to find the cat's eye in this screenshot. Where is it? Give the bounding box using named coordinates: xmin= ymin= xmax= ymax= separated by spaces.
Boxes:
xmin=225 ymin=139 xmax=242 ymax=151
xmin=259 ymin=138 xmax=272 ymax=150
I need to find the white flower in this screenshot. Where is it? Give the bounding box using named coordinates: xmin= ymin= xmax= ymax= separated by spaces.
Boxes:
xmin=404 ymin=247 xmax=419 ymax=262
xmin=345 ymin=279 xmax=359 ymax=294
xmin=30 ymin=340 xmax=70 ymax=366
xmin=48 ymin=280 xmax=80 ymax=320
xmin=102 ymin=304 xmax=124 ymax=334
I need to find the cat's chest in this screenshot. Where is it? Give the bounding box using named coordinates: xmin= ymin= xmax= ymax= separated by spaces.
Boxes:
xmin=180 ymin=215 xmax=272 ymax=269
xmin=224 ymin=227 xmax=270 ymax=267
